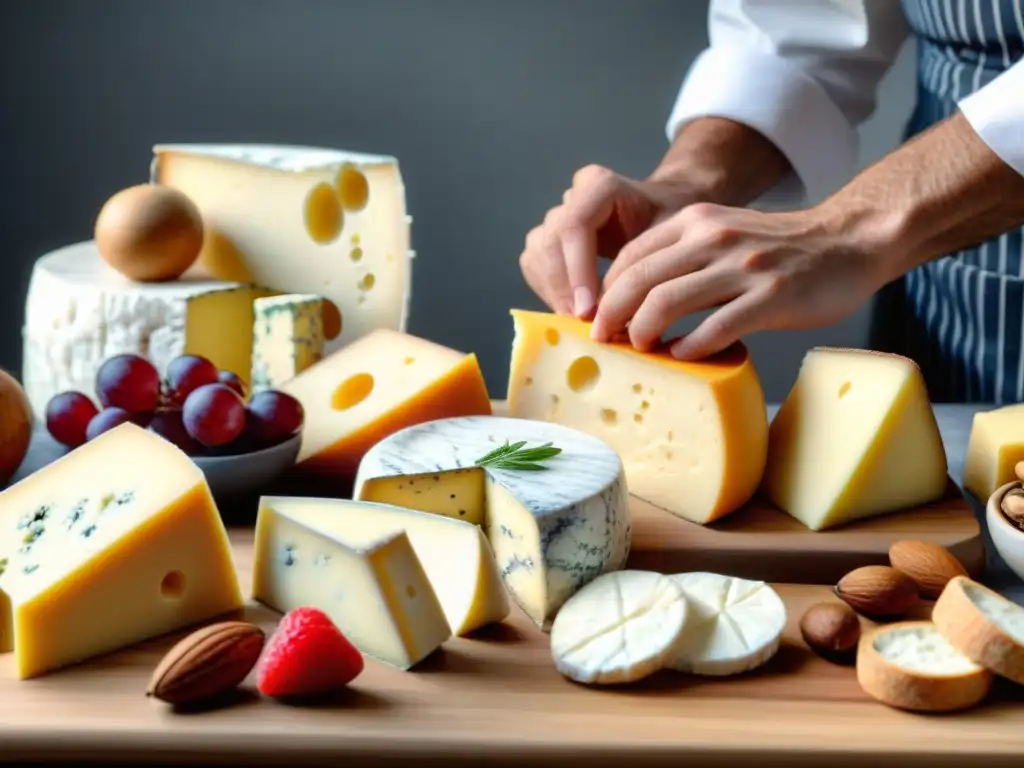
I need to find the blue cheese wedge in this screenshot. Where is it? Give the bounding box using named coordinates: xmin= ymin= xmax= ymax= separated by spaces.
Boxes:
xmin=354 ymin=415 xmax=631 ymax=629
xmin=251 ymin=293 xmax=326 ymax=392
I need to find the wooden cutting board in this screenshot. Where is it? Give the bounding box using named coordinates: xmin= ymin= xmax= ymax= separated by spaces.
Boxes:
xmin=488 ymin=401 xmax=985 ymax=585
xmin=0 ymin=528 xmax=1021 ymax=768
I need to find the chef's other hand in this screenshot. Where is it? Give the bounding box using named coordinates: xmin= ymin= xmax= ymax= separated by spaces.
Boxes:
xmin=519 ymin=165 xmax=695 ymax=320
xmin=591 ymin=202 xmax=890 ymax=361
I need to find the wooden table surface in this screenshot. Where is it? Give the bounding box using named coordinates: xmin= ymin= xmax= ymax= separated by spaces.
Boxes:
xmin=1 ymin=528 xmax=1024 ymax=768
xmin=4 ymin=402 xmax=1024 ymax=767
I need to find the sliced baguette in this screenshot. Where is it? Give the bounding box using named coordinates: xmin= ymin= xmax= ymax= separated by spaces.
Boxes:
xmin=932 ymin=575 xmax=1024 ymax=684
xmin=856 ymin=620 xmax=993 ymax=712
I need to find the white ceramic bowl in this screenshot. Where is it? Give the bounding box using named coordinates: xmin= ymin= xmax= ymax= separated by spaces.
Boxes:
xmin=987 ymin=481 xmax=1024 ymax=582
xmin=192 ymin=433 xmax=302 ymax=499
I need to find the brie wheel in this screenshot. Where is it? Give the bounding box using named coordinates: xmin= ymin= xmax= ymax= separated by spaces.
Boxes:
xmin=667 ymin=572 xmax=787 ymax=676
xmin=550 ymin=570 xmax=688 ymax=685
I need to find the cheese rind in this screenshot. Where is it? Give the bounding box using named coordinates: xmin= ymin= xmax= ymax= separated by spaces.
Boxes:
xmin=762 ymin=347 xmax=948 ymax=531
xmin=0 ymin=423 xmax=243 ymax=679
xmin=152 ymin=143 xmax=413 ymax=354
xmin=354 ymin=415 xmax=631 ymax=629
xmin=252 ymin=498 xmax=451 ymax=670
xmin=256 ymin=496 xmax=510 ymax=636
xmin=22 ymin=241 xmax=274 ymax=416
xmin=963 ymin=404 xmax=1024 ymax=500
xmin=506 ymin=309 xmax=767 ymax=524
xmin=550 ymin=571 xmax=689 ymax=685
xmin=666 ymin=572 xmax=787 ymax=676
xmin=282 ymin=329 xmax=492 ymax=479
xmin=856 ymin=621 xmax=992 ymax=712
xmin=251 ymin=293 xmax=326 ymax=392
xmin=932 ymin=575 xmax=1024 ymax=684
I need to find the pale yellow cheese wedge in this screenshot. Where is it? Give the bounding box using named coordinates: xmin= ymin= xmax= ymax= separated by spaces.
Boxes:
xmin=963 ymin=404 xmax=1024 ymax=501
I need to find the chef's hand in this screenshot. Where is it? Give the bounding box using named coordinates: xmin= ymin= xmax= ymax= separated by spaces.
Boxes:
xmin=518 ymin=165 xmax=694 ymax=319
xmin=590 ymin=202 xmax=889 ymax=360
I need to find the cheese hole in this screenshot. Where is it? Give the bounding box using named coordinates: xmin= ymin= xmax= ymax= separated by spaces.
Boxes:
xmin=545 ymin=328 xmax=560 ymax=346
xmin=359 ymin=273 xmax=376 ymax=291
xmin=405 ymin=584 xmax=417 ymax=599
xmin=160 ymin=570 xmax=186 ymax=599
xmin=640 ymin=400 xmax=650 ymax=410
xmin=600 ymin=408 xmax=617 ymax=425
xmin=304 ymin=182 xmax=344 ymax=244
xmin=838 ymin=381 xmax=852 ymax=398
xmin=667 ymin=431 xmax=674 ymax=442
xmin=322 ymin=300 xmax=343 ymax=341
xmin=350 ymin=246 xmax=364 ymax=262
xmin=551 ymin=394 xmax=560 ymax=404
xmin=632 ymin=383 xmax=642 ymax=393
xmin=404 ymin=356 xmax=415 ymax=365
xmin=524 ymin=376 xmax=533 ymax=386
xmin=633 ymin=413 xmax=644 ymax=424
xmin=332 ymin=373 xmax=374 ymax=410
xmin=566 ymin=356 xmax=600 ymax=392
xmin=338 ymin=165 xmax=370 ymax=211
xmin=351 ymin=234 xmax=361 ymax=245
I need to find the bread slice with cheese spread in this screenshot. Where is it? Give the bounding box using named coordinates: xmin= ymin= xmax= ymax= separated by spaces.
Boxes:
xmin=932 ymin=575 xmax=1024 ymax=685
xmin=856 ymin=620 xmax=993 ymax=712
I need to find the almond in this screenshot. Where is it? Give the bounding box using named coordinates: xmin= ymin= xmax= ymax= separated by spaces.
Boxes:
xmin=800 ymin=602 xmax=861 ymax=658
xmin=1001 ymin=488 xmax=1024 ymax=527
xmin=834 ymin=565 xmax=919 ymax=617
xmin=888 ymin=539 xmax=968 ymax=599
xmin=147 ymin=620 xmax=265 ymax=705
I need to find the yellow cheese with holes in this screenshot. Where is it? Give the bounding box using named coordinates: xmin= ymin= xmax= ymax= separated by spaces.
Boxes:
xmin=256 ymin=496 xmax=509 ymax=636
xmin=282 ymin=329 xmax=492 ymax=479
xmin=762 ymin=347 xmax=948 ymax=531
xmin=963 ymin=404 xmax=1024 ymax=501
xmin=252 ymin=497 xmax=452 ymax=669
xmin=0 ymin=423 xmax=243 ymax=679
xmin=506 ymin=309 xmax=767 ymax=524
xmin=152 ymin=143 xmax=413 ymax=355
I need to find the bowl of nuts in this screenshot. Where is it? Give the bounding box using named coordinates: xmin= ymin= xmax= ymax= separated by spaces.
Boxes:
xmin=986 ymin=465 xmax=1024 ymax=582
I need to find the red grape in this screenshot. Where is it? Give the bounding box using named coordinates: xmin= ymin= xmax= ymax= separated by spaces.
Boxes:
xmin=182 ymin=383 xmax=246 ymax=447
xmin=86 ymin=407 xmax=133 ymax=441
xmin=245 ymin=390 xmax=304 ymax=446
xmin=217 ymin=370 xmax=246 ymax=398
xmin=45 ymin=391 xmax=99 ymax=448
xmin=96 ymin=354 xmax=160 ymax=412
xmin=148 ymin=408 xmax=203 ymax=455
xmin=166 ymin=355 xmax=219 ymax=406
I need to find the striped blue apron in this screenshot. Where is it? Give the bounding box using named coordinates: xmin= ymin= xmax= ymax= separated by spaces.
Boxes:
xmin=869 ymin=0 xmax=1024 ymax=403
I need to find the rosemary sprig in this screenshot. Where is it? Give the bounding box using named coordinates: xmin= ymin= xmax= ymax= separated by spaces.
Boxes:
xmin=474 ymin=440 xmax=562 ymax=471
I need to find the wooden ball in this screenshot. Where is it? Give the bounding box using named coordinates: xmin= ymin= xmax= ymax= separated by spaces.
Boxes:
xmin=95 ymin=184 xmax=203 ymax=282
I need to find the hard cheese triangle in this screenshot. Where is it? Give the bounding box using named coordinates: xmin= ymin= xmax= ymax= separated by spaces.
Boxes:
xmin=252 ymin=497 xmax=453 ymax=669
xmin=762 ymin=347 xmax=948 ymax=531
xmin=255 ymin=496 xmax=509 ymax=636
xmin=354 ymin=415 xmax=630 ymax=630
xmin=281 ymin=328 xmax=492 ymax=479
xmin=0 ymin=423 xmax=243 ymax=679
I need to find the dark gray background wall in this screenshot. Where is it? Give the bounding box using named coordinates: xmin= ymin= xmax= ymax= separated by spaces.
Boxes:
xmin=1 ymin=0 xmax=917 ymax=401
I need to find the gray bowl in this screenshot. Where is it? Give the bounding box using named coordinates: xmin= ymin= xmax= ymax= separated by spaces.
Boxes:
xmin=193 ymin=433 xmax=302 ymax=498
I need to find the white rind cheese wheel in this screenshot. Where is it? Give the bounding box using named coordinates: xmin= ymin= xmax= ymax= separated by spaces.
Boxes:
xmin=932 ymin=575 xmax=1024 ymax=684
xmin=666 ymin=572 xmax=787 ymax=676
xmin=856 ymin=621 xmax=993 ymax=712
xmin=354 ymin=416 xmax=631 ymax=630
xmin=550 ymin=570 xmax=689 ymax=685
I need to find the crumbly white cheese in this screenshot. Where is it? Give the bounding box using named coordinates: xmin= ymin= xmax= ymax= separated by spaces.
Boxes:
xmin=873 ymin=625 xmax=981 ymax=675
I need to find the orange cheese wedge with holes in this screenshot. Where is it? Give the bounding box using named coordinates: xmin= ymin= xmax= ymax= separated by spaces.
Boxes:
xmin=281 ymin=329 xmax=492 ymax=479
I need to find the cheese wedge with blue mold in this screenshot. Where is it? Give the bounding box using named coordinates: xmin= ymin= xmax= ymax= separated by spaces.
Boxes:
xmin=354 ymin=415 xmax=631 ymax=630
xmin=251 ymin=293 xmax=327 ymax=392
xmin=0 ymin=422 xmax=243 ymax=679
xmin=252 ymin=496 xmax=451 ymax=669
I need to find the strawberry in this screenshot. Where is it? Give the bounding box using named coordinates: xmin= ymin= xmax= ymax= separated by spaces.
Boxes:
xmin=256 ymin=607 xmax=364 ymax=698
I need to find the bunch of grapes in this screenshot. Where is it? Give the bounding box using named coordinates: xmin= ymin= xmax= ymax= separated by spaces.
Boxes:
xmin=45 ymin=354 xmax=304 ymax=456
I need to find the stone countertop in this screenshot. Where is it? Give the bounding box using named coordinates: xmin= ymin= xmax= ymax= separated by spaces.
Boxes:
xmin=15 ymin=403 xmax=1022 ymax=600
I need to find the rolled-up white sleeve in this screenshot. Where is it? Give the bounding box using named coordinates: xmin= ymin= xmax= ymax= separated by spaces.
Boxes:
xmin=667 ymin=0 xmax=910 ymax=206
xmin=958 ymin=59 xmax=1024 ymax=178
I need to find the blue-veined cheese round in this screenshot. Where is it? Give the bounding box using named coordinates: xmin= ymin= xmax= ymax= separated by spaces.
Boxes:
xmin=354 ymin=415 xmax=631 ymax=629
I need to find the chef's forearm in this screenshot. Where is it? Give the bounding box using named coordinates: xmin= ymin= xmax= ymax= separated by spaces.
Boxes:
xmin=648 ymin=117 xmax=792 ymax=208
xmin=818 ymin=111 xmax=1024 ymax=284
